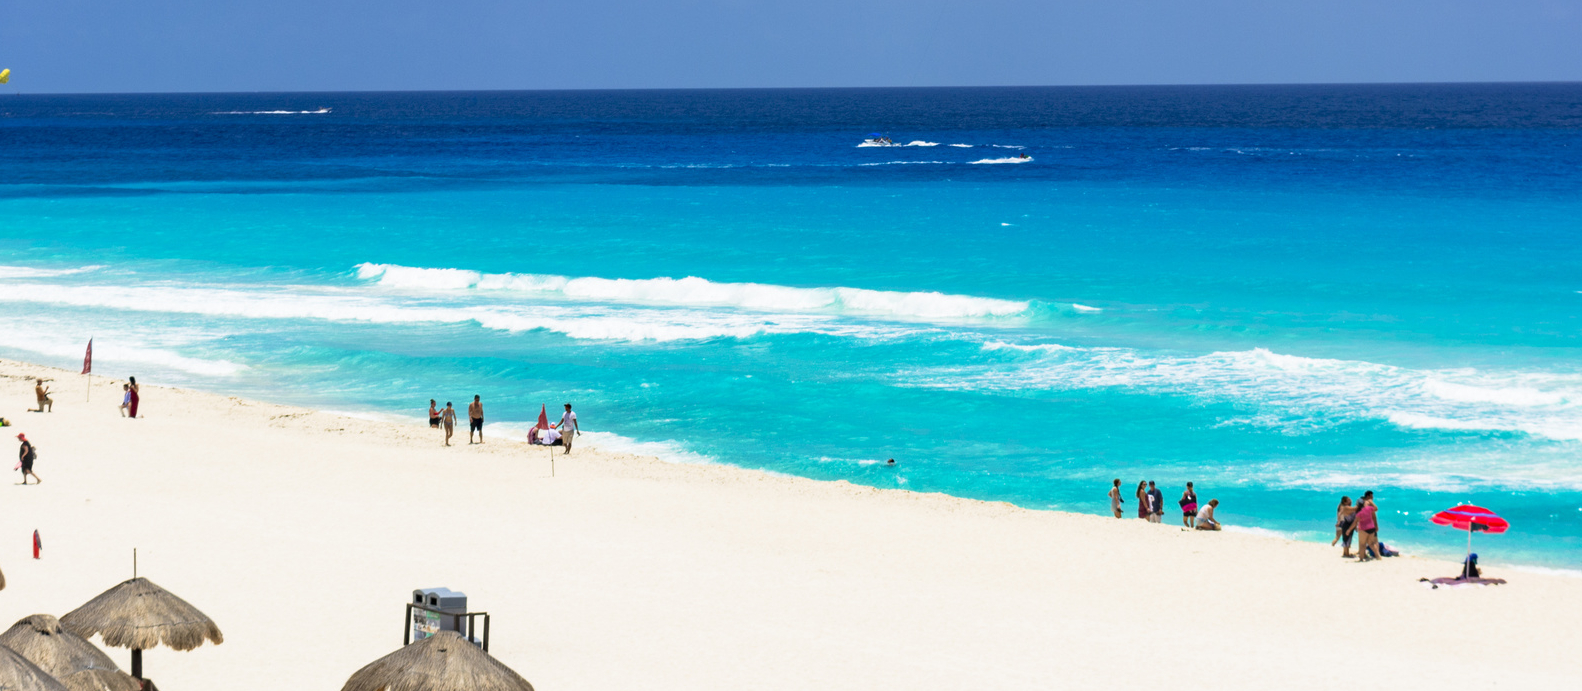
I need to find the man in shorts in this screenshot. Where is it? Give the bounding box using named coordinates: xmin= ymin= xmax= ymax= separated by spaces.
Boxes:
xmin=557 ymin=403 xmax=579 ymax=454
xmin=33 ymin=378 xmax=53 ymax=413
xmin=441 ymin=402 xmax=457 ymax=447
xmin=468 ymin=395 xmax=485 ymax=444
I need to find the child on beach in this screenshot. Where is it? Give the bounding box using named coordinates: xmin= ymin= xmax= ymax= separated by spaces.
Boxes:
xmin=441 ymin=402 xmax=457 ymax=446
xmin=119 ymin=384 xmax=132 ymax=417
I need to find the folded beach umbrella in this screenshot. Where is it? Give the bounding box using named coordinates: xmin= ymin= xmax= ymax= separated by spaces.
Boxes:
xmin=59 ymin=578 xmax=223 ymax=683
xmin=0 ymin=615 xmax=139 ymax=691
xmin=341 ymin=630 xmax=534 ymax=691
xmin=0 ymin=645 xmax=68 ymax=691
xmin=1431 ymin=504 xmax=1508 ymax=565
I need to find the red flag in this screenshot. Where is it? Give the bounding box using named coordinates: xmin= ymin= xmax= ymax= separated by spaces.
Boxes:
xmin=32 ymin=530 xmax=41 ymax=559
xmin=536 ymin=404 xmax=550 ymax=430
xmin=81 ymin=339 xmax=92 ymax=375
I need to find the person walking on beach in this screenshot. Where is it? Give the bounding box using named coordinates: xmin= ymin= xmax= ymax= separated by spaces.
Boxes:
xmin=1180 ymin=482 xmax=1198 ymax=528
xmin=126 ymin=377 xmax=140 ymax=419
xmin=118 ymin=384 xmax=132 ymax=417
xmin=1195 ymin=499 xmax=1221 ymax=530
xmin=32 ymin=379 xmax=53 ymax=413
xmin=428 ymin=400 xmax=440 ymax=429
xmin=1355 ymin=494 xmax=1380 ymax=561
xmin=16 ymin=433 xmax=41 ymax=485
xmin=1135 ymin=481 xmax=1150 ymax=520
xmin=468 ymin=395 xmax=485 ymax=444
xmin=557 ymin=403 xmax=579 ymax=454
xmin=1109 ymin=479 xmax=1124 ymax=518
xmin=1147 ymin=481 xmax=1164 ymax=523
xmin=440 ymin=402 xmax=457 ymax=447
xmin=1333 ymin=496 xmax=1359 ymax=558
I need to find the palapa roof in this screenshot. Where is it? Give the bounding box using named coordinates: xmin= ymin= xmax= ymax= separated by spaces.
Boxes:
xmin=0 ymin=644 xmax=68 ymax=691
xmin=59 ymin=578 xmax=223 ymax=652
xmin=0 ymin=615 xmax=139 ymax=691
xmin=341 ymin=631 xmax=534 ymax=691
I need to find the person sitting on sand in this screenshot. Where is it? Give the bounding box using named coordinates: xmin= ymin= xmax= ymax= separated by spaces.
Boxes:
xmin=1332 ymin=496 xmax=1358 ymax=558
xmin=440 ymin=402 xmax=457 ymax=447
xmin=32 ymin=379 xmax=53 ymax=413
xmin=1180 ymin=482 xmax=1198 ymax=528
xmin=538 ymin=425 xmax=561 ymax=445
xmin=1195 ymin=499 xmax=1221 ymax=530
xmin=1109 ymin=479 xmax=1124 ymax=518
xmin=119 ymin=384 xmax=132 ymax=417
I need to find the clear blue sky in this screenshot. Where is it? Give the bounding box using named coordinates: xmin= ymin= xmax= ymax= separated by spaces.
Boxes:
xmin=3 ymin=0 xmax=1580 ymax=93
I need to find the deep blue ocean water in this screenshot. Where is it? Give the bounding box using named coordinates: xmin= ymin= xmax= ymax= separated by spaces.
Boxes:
xmin=3 ymin=85 xmax=1580 ymax=567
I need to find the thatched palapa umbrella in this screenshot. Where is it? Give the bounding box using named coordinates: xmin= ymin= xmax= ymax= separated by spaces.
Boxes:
xmin=0 ymin=644 xmax=68 ymax=691
xmin=342 ymin=631 xmax=534 ymax=691
xmin=0 ymin=615 xmax=139 ymax=691
xmin=59 ymin=578 xmax=222 ymax=682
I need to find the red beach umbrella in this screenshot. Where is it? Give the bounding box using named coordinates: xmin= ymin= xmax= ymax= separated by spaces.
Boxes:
xmin=1431 ymin=504 xmax=1508 ymax=564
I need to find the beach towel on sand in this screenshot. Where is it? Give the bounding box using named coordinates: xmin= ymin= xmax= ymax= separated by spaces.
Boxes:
xmin=1420 ymin=577 xmax=1507 ymax=589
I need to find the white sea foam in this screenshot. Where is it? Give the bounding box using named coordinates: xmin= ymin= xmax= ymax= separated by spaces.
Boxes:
xmin=0 ymin=265 xmax=104 ymax=278
xmin=905 ymin=140 xmax=939 ymax=147
xmin=949 ymin=144 xmax=973 ymax=148
xmin=577 ymin=431 xmax=716 ymax=465
xmin=1071 ymin=303 xmax=1103 ymax=313
xmin=213 ymin=108 xmax=331 ymax=115
xmin=0 ymin=279 xmax=936 ymax=343
xmin=990 ymin=145 xmax=1026 ymax=150
xmin=970 ymin=157 xmax=1032 ymax=164
xmin=917 ymin=344 xmax=1582 ymax=444
xmin=355 ymin=263 xmax=1030 ymax=320
xmin=0 ymin=323 xmax=246 ymax=377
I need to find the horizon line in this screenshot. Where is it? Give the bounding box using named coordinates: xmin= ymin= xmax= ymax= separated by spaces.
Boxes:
xmin=5 ymin=80 xmax=1581 ymax=97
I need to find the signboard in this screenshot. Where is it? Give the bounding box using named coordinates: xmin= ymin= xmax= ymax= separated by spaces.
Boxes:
xmin=412 ymin=607 xmax=443 ymax=642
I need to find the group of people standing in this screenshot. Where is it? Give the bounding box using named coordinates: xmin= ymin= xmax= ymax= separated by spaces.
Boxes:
xmin=1109 ymin=479 xmax=1221 ymax=530
xmin=427 ymin=397 xmax=580 ymax=453
xmin=1333 ymin=491 xmax=1392 ymax=561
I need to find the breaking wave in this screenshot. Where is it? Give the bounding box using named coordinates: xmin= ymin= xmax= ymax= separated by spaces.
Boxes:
xmin=355 ymin=263 xmax=1031 ymax=320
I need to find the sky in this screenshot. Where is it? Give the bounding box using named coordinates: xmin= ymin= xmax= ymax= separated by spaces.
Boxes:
xmin=1 ymin=0 xmax=1580 ymax=93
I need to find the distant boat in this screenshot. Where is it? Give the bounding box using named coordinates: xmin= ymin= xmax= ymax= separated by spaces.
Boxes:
xmin=859 ymin=133 xmax=898 ymax=147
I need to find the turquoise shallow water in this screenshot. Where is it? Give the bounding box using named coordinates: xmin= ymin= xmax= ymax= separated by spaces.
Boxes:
xmin=3 ymin=86 xmax=1581 ymax=567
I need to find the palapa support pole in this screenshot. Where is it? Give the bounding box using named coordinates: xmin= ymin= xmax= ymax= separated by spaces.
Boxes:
xmin=131 ymin=648 xmax=142 ymax=679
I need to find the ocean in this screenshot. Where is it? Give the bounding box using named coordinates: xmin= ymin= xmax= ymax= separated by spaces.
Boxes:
xmin=2 ymin=85 xmax=1580 ymax=567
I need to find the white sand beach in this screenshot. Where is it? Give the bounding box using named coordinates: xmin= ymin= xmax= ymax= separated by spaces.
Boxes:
xmin=1 ymin=358 xmax=1578 ymax=689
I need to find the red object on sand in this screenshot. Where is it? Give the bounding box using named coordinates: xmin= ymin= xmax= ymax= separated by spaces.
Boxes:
xmin=32 ymin=530 xmax=40 ymax=559
xmin=82 ymin=339 xmax=92 ymax=375
xmin=1431 ymin=505 xmax=1509 ymax=534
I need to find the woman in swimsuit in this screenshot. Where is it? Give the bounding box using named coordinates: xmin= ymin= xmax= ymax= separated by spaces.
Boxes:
xmin=1108 ymin=479 xmax=1124 ymax=518
xmin=1332 ymin=496 xmax=1358 ymax=558
xmin=1135 ymin=481 xmax=1149 ymax=520
xmin=1180 ymin=482 xmax=1198 ymax=528
xmin=126 ymin=377 xmax=140 ymax=419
